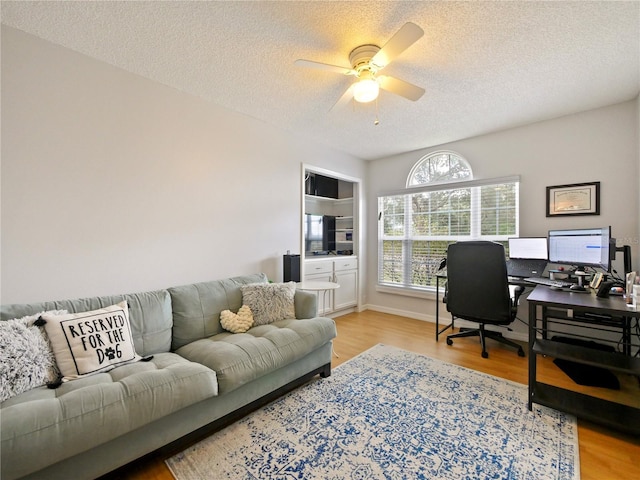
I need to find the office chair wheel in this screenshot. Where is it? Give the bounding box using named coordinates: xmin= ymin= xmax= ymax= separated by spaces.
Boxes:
xmin=481 ymin=351 xmax=489 ymax=359
xmin=446 ymin=338 xmax=453 ymax=346
xmin=517 ymin=348 xmax=525 ymax=357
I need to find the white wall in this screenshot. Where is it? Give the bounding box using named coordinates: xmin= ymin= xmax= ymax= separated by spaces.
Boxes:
xmin=637 ymin=94 xmax=640 ymax=255
xmin=0 ymin=27 xmax=367 ymax=304
xmin=366 ymin=99 xmax=640 ymax=339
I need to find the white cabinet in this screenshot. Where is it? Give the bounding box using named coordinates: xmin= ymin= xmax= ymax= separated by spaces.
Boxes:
xmin=303 ymin=260 xmax=334 ymax=315
xmin=304 ymin=257 xmax=357 ymax=314
xmin=333 ymin=257 xmax=358 ymax=310
xmin=304 ymin=259 xmax=333 ymax=280
xmin=302 ymin=168 xmax=360 ymax=315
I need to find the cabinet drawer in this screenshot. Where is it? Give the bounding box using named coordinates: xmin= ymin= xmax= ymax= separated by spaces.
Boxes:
xmin=334 ymin=257 xmax=357 ymax=272
xmin=305 ymin=260 xmax=333 ymax=275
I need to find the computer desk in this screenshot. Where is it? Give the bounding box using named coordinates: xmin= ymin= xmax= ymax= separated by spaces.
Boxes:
xmin=436 ymin=275 xmax=640 ymax=433
xmin=527 ymin=285 xmax=640 ymax=435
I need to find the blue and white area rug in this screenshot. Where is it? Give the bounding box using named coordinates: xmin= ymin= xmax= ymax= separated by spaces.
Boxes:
xmin=166 ymin=344 xmax=579 ymax=479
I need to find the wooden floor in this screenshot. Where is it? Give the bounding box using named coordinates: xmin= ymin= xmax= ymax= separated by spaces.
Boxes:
xmin=108 ymin=310 xmax=640 ymax=480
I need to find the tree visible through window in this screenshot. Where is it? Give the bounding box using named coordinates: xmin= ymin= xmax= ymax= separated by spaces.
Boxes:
xmin=378 ymin=151 xmax=519 ymax=290
xmin=407 ymin=151 xmax=472 ymax=186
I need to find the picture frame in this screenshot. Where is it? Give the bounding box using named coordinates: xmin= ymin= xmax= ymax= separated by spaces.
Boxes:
xmin=546 ymin=181 xmax=600 ymax=217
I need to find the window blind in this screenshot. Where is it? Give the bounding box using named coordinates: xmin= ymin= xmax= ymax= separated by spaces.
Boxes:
xmin=378 ymin=179 xmax=519 ymax=290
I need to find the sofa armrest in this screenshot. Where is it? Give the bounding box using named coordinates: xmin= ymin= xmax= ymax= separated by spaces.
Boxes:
xmin=294 ymin=290 xmax=317 ymax=318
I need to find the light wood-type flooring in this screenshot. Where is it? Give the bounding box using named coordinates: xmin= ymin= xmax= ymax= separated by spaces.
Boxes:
xmin=103 ymin=310 xmax=639 ymax=480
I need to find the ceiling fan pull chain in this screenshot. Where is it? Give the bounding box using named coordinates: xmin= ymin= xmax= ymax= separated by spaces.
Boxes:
xmin=374 ymin=97 xmax=380 ymax=126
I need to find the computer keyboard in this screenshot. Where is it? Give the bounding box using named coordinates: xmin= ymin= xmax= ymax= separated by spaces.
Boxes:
xmin=524 ymin=277 xmax=574 ymax=288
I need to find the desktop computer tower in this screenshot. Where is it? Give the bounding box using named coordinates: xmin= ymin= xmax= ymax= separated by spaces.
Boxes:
xmin=283 ymin=254 xmax=301 ymax=282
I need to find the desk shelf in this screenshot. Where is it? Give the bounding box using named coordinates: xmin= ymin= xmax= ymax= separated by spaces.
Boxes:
xmin=533 ymin=339 xmax=640 ymax=374
xmin=532 ymin=383 xmax=640 ymax=436
xmin=527 ymin=286 xmax=640 ymax=435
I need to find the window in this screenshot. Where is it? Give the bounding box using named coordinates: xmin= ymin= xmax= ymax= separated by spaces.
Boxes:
xmin=378 ymin=152 xmax=519 ymax=291
xmin=407 ymin=151 xmax=472 ymax=186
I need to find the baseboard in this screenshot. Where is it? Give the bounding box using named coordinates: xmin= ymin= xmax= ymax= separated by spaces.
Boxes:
xmin=359 ymin=304 xmax=528 ymax=343
xmin=360 ymin=303 xmax=435 ymax=323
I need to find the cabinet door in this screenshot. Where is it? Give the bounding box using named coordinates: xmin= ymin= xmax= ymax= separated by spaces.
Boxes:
xmin=304 ymin=260 xmax=334 ymax=315
xmin=334 ymin=269 xmax=357 ymax=310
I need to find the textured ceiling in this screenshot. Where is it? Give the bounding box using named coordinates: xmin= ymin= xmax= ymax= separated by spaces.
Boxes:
xmin=2 ymin=1 xmax=639 ymax=160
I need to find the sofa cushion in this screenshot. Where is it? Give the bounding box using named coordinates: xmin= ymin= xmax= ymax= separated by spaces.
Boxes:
xmin=1 ymin=289 xmax=173 ymax=357
xmin=176 ymin=317 xmax=336 ymax=394
xmin=169 ymin=273 xmax=268 ymax=350
xmin=0 ymin=353 xmax=217 ymax=478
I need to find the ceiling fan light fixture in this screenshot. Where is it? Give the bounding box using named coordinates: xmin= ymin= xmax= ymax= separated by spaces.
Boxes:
xmin=294 ymin=23 xmax=424 ymax=110
xmin=353 ymin=70 xmax=379 ymax=103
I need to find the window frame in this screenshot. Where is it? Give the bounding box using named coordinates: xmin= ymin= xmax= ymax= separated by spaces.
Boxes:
xmin=406 ymin=150 xmax=473 ymax=187
xmin=377 ymin=175 xmax=520 ymax=296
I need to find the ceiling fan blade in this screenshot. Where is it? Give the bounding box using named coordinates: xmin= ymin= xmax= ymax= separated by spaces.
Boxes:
xmin=294 ymin=59 xmax=355 ymax=75
xmin=378 ymin=76 xmax=425 ymax=101
xmin=371 ymin=22 xmax=424 ymax=69
xmin=330 ymin=84 xmax=355 ymax=111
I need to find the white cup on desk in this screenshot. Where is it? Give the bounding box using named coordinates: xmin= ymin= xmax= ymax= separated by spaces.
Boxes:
xmin=632 ymin=284 xmax=640 ymax=309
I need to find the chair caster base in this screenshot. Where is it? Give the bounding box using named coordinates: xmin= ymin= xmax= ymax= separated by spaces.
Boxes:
xmin=481 ymin=351 xmax=489 ymax=359
xmin=517 ymin=348 xmax=525 ymax=357
xmin=446 ymin=338 xmax=453 ymax=346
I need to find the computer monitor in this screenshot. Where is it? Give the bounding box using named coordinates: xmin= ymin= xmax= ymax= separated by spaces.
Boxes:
xmin=548 ymin=226 xmax=611 ymax=272
xmin=507 ymin=237 xmax=548 ymax=259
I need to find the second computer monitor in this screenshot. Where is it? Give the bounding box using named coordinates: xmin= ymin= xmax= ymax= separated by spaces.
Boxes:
xmin=508 ymin=237 xmax=548 ymax=259
xmin=548 ymin=226 xmax=611 ymax=272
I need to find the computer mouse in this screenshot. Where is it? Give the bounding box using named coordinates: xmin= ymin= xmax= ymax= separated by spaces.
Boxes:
xmin=569 ymin=284 xmax=586 ymax=291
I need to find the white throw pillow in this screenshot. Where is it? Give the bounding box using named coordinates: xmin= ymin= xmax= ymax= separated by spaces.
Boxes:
xmin=42 ymin=302 xmax=141 ymax=380
xmin=240 ymin=282 xmax=296 ymax=326
xmin=0 ymin=310 xmax=67 ymax=402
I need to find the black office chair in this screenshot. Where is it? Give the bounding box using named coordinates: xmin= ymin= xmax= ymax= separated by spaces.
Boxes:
xmin=444 ymin=241 xmax=525 ymax=359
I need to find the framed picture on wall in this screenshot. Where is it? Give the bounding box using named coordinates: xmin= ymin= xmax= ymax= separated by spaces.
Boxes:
xmin=546 ymin=181 xmax=600 ymax=217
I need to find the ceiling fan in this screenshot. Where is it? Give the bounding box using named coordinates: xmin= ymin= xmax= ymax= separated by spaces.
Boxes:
xmin=295 ymin=22 xmax=425 ymax=111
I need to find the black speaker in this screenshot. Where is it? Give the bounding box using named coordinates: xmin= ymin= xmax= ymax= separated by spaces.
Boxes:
xmin=283 ymin=254 xmax=301 ymax=282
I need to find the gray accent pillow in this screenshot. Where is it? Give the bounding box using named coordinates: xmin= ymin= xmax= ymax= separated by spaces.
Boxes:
xmin=240 ymin=282 xmax=296 ymax=325
xmin=0 ymin=310 xmax=67 ymax=402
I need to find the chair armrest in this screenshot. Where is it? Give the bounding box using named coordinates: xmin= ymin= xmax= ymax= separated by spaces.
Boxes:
xmin=511 ymin=285 xmax=525 ymax=312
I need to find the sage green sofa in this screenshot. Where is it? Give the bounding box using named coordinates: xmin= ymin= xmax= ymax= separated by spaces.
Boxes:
xmin=0 ymin=273 xmax=336 ymax=480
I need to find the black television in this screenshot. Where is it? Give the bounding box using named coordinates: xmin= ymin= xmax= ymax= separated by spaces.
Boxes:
xmin=548 ymin=226 xmax=611 ymax=272
xmin=304 ymin=214 xmax=335 ymax=255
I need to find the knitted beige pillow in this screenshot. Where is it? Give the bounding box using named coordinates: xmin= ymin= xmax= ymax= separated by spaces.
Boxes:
xmin=220 ymin=305 xmax=254 ymax=333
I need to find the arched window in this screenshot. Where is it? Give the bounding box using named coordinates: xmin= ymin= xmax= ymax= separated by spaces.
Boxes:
xmin=407 ymin=151 xmax=472 ymax=187
xmin=378 ymin=151 xmax=519 ymax=292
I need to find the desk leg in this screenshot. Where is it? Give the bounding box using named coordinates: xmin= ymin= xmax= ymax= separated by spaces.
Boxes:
xmin=623 ymin=316 xmax=631 ymax=356
xmin=528 ymin=302 xmax=537 ymax=411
